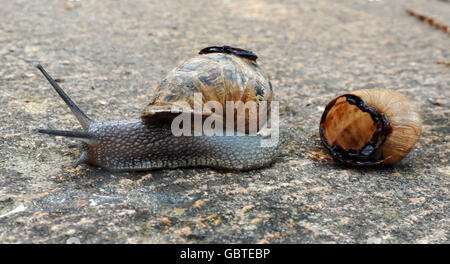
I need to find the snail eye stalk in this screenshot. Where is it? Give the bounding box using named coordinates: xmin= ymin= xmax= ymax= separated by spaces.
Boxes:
xmin=35 ymin=64 xmax=93 ymax=129
xmin=34 ymin=64 xmax=97 ymax=168
xmin=33 ymin=128 xmax=95 ymax=140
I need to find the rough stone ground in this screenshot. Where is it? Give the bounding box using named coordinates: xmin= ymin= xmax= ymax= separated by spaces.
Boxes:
xmin=0 ymin=0 xmax=449 ymax=243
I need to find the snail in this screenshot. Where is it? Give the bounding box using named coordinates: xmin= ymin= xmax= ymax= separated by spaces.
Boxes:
xmin=35 ymin=46 xmax=283 ymax=171
xmin=319 ymin=89 xmax=422 ymax=165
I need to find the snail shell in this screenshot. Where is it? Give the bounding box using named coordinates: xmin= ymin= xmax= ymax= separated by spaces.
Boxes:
xmin=143 ymin=46 xmax=273 ymax=133
xmin=319 ymin=89 xmax=422 ymax=165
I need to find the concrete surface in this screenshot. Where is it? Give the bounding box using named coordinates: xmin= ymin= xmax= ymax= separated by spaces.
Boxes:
xmin=0 ymin=0 xmax=449 ymax=243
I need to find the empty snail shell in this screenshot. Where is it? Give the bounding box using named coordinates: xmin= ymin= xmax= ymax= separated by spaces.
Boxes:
xmin=319 ymin=89 xmax=422 ymax=165
xmin=34 ymin=46 xmax=282 ymax=171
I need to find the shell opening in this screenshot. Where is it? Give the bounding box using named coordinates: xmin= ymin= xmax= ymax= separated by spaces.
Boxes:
xmin=320 ymin=94 xmax=391 ymax=165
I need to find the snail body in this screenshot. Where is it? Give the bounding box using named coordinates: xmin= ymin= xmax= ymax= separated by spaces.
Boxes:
xmin=319 ymin=89 xmax=422 ymax=165
xmin=35 ymin=46 xmax=282 ymax=171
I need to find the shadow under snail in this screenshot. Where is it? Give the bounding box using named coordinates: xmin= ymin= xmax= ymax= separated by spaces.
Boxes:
xmin=35 ymin=46 xmax=284 ymax=171
xmin=319 ymin=89 xmax=422 ymax=165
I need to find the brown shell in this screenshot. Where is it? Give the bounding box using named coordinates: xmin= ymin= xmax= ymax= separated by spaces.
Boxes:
xmin=143 ymin=51 xmax=273 ymax=133
xmin=319 ymin=89 xmax=422 ymax=165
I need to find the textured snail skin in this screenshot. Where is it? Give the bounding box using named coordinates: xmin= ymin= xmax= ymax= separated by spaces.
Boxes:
xmin=83 ymin=118 xmax=284 ymax=171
